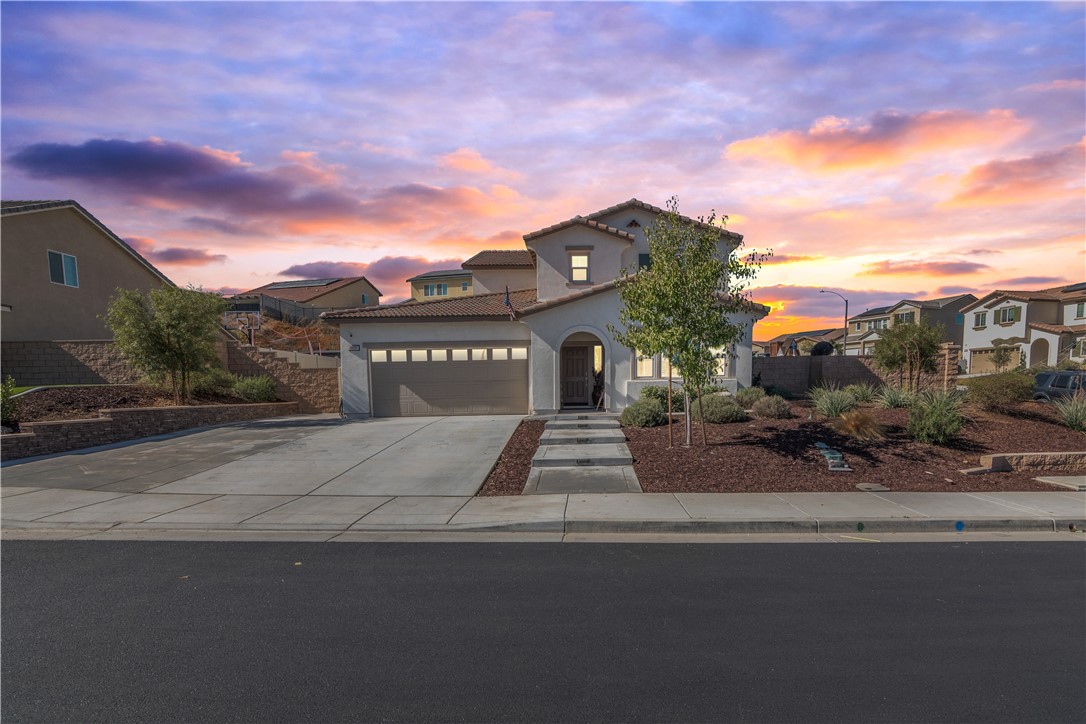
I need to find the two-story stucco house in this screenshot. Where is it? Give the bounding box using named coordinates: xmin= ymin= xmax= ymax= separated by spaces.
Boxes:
xmin=325 ymin=199 xmax=768 ymax=417
xmin=844 ymin=294 xmax=976 ymax=356
xmin=961 ymin=283 xmax=1086 ymax=374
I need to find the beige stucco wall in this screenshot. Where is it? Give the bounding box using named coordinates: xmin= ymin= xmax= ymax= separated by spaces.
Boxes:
xmin=409 ymin=275 xmax=473 ymax=301
xmin=308 ymin=279 xmax=381 ymax=309
xmin=526 ymin=225 xmax=634 ymax=302
xmin=1 ymin=207 xmax=169 ymax=341
xmin=471 ymin=268 xmax=536 ymax=295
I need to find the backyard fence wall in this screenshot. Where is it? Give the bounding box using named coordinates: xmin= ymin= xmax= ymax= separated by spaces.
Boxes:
xmin=753 ymin=345 xmax=960 ymax=396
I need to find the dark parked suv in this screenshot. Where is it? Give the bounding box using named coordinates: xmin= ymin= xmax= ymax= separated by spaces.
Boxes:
xmin=1032 ymin=370 xmax=1086 ymax=401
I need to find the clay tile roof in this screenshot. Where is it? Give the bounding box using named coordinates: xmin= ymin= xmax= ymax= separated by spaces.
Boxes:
xmin=239 ymin=276 xmax=382 ymax=303
xmin=522 ymin=216 xmax=634 ymax=243
xmin=1029 ymin=322 xmax=1086 ymax=335
xmin=405 ymin=268 xmax=471 ymax=282
xmin=461 ymin=250 xmax=535 ymax=268
xmin=518 ymin=280 xmax=620 ymax=316
xmin=584 ymin=198 xmax=744 ymax=242
xmin=322 ymin=288 xmax=537 ymax=322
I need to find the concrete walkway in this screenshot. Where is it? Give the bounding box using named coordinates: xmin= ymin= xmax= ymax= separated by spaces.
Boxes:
xmin=525 ymin=413 xmax=641 ymax=494
xmin=2 ymin=414 xmax=1084 ymax=541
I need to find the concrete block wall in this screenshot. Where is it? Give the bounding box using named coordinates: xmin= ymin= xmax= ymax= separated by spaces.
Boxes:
xmin=223 ymin=340 xmax=340 ymax=414
xmin=754 ymin=345 xmax=960 ymax=397
xmin=1 ymin=401 xmax=300 ymax=460
xmin=0 ymin=340 xmax=140 ymax=386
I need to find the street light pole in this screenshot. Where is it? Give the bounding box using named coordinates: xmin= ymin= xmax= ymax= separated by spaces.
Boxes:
xmin=819 ymin=289 xmax=848 ymax=356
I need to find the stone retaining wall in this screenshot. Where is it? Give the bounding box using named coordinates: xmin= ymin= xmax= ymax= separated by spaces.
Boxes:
xmin=222 ymin=339 xmax=339 ymax=414
xmin=980 ymin=451 xmax=1086 ymax=473
xmin=0 ymin=340 xmax=139 ymax=386
xmin=1 ymin=401 xmax=300 ymax=460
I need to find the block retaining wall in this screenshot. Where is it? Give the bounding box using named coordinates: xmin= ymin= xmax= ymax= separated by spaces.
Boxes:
xmin=1 ymin=340 xmax=140 ymax=386
xmin=1 ymin=401 xmax=300 ymax=461
xmin=753 ymin=345 xmax=960 ymax=397
xmin=221 ymin=339 xmax=339 ymax=414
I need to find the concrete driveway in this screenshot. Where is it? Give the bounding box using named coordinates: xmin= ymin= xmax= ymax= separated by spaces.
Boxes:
xmin=1 ymin=415 xmax=522 ymax=497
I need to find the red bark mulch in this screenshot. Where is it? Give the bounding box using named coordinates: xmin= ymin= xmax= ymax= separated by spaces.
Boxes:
xmin=480 ymin=401 xmax=1084 ymax=495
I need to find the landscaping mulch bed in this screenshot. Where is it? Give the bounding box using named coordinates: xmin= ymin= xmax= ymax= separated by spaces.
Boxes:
xmin=10 ymin=385 xmax=253 ymax=428
xmin=478 ymin=420 xmax=546 ymax=496
xmin=481 ymin=401 xmax=1084 ymax=495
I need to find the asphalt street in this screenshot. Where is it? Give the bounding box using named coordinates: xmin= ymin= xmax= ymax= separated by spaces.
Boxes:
xmin=2 ymin=541 xmax=1083 ymax=723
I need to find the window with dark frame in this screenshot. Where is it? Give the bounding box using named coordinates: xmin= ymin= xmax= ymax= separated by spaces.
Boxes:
xmin=48 ymin=250 xmax=78 ymax=287
xmin=569 ymin=253 xmax=590 ymax=283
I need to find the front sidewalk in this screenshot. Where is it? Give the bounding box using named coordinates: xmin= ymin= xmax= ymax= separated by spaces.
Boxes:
xmin=3 ymin=487 xmax=1084 ymax=540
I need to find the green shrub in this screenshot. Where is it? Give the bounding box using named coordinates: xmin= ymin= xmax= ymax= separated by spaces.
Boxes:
xmin=1 ymin=375 xmax=21 ymax=429
xmin=908 ymin=390 xmax=965 ymax=445
xmin=1053 ymin=393 xmax=1086 ymax=432
xmin=877 ymin=385 xmax=914 ymax=409
xmin=807 ymin=382 xmax=839 ymax=403
xmin=734 ymin=386 xmax=767 ymax=408
xmin=621 ymin=399 xmax=667 ymax=427
xmin=751 ymin=395 xmax=793 ymax=419
xmin=844 ymin=382 xmax=878 ymax=403
xmin=690 ymin=394 xmax=749 ymax=423
xmin=233 ymin=375 xmax=278 ymax=403
xmin=190 ymin=366 xmax=237 ymax=396
xmin=640 ymin=384 xmax=684 ymax=412
xmin=814 ymin=389 xmax=856 ymax=418
xmin=963 ymin=371 xmax=1034 ymax=412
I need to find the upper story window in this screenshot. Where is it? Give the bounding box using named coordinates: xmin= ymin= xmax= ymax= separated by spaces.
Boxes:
xmin=461 ymin=281 xmax=469 ymax=292
xmin=569 ymin=253 xmax=590 ymax=284
xmin=854 ymin=322 xmax=862 ymax=331
xmin=48 ymin=250 xmax=79 ymax=288
xmin=638 ymin=253 xmax=652 ymax=271
xmin=1076 ymin=302 xmax=1084 ymax=319
xmin=974 ymin=311 xmax=987 ymax=328
xmin=361 ymin=294 xmax=368 ymax=305
xmin=893 ymin=311 xmax=915 ymax=325
xmin=424 ymin=283 xmax=448 ymax=297
xmin=995 ymin=306 xmax=1021 ymax=324
xmin=866 ymin=319 xmax=887 ymax=331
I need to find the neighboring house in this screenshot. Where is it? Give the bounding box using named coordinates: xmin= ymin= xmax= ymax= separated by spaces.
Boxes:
xmin=325 ymin=198 xmax=768 ymax=417
xmin=961 ymin=282 xmax=1086 ymax=374
xmin=406 ymin=269 xmax=473 ymax=301
xmin=1 ymin=200 xmax=173 ymax=342
xmin=844 ymin=294 xmax=976 ymax=356
xmin=233 ymin=276 xmax=381 ymax=323
xmin=752 ymin=340 xmax=768 ymax=357
xmin=764 ymin=328 xmax=844 ymax=357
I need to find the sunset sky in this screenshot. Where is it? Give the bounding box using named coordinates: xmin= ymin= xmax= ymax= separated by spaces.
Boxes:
xmin=3 ymin=1 xmax=1083 ymax=339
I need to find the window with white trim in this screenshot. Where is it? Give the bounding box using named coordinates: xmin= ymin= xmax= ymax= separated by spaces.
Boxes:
xmin=974 ymin=312 xmax=987 ymax=328
xmin=635 ymin=352 xmax=655 ymax=378
xmin=424 ymin=283 xmax=448 ymax=297
xmin=48 ymin=250 xmax=78 ymax=287
xmin=893 ymin=311 xmax=915 ymax=325
xmin=461 ymin=281 xmax=469 ymax=292
xmin=569 ymin=253 xmax=590 ymax=283
xmin=1076 ymin=302 xmax=1084 ymax=319
xmin=995 ymin=306 xmax=1021 ymax=324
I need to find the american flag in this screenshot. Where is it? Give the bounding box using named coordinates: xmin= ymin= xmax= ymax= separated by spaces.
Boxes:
xmin=504 ymin=286 xmax=516 ymax=320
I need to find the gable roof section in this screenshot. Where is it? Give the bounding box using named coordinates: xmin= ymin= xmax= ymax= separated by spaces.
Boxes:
xmin=523 ymin=216 xmax=634 ymax=243
xmin=2 ymin=199 xmax=174 ymax=287
xmin=322 ymin=288 xmax=537 ymax=322
xmin=239 ymin=276 xmax=382 ymax=303
xmin=584 ymin=198 xmax=744 ymax=243
xmin=406 ymin=269 xmax=471 ymax=282
xmin=461 ymin=250 xmax=535 ymax=269
xmin=888 ymin=293 xmax=976 ymax=313
xmin=962 ymin=287 xmax=1065 ymax=312
xmin=849 ymin=305 xmax=893 ymax=321
xmin=1028 ymin=322 xmax=1086 ymax=335
xmin=765 ymin=328 xmax=843 ymax=345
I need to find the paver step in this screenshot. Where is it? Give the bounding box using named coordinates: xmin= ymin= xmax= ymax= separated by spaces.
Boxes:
xmin=523 ymin=465 xmax=642 ymax=494
xmin=544 ymin=420 xmax=621 ymax=431
xmin=531 ymin=443 xmax=633 ymax=468
xmin=538 ymin=429 xmax=626 ymax=445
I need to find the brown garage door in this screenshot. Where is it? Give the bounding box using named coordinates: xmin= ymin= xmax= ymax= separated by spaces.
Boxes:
xmin=370 ymin=345 xmax=529 ymax=416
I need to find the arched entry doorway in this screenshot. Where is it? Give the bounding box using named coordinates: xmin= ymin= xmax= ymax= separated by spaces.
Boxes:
xmin=1029 ymin=338 xmax=1050 ymax=367
xmin=560 ymin=332 xmax=605 ymax=409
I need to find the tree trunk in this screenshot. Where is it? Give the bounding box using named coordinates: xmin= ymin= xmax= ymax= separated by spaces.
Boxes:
xmin=698 ymin=390 xmax=707 ymax=445
xmin=684 ymin=390 xmax=692 ymax=447
xmin=667 ymin=361 xmax=674 ymax=449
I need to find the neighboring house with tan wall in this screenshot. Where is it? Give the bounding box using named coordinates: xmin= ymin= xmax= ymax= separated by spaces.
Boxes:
xmin=232 ymin=276 xmax=381 ymax=322
xmin=764 ymin=328 xmax=844 ymax=357
xmin=326 ymin=198 xmax=768 ymax=417
xmin=961 ymin=283 xmax=1086 ymax=374
xmin=406 ymin=269 xmax=474 ymax=301
xmin=844 ymin=294 xmax=975 ymax=356
xmin=1 ymin=200 xmax=174 ymax=385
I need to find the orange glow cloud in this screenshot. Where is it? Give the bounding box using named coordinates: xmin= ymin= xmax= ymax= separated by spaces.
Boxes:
xmin=439 ymin=147 xmax=499 ymax=174
xmin=725 ymin=109 xmax=1028 ymax=171
xmin=941 ymin=140 xmax=1085 ymax=208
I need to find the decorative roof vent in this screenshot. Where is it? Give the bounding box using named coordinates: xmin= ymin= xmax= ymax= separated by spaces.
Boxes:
xmin=626 ymin=219 xmax=641 ymax=228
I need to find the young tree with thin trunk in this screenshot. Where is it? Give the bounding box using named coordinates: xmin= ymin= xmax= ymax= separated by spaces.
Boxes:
xmin=105 ymin=285 xmax=229 ymax=404
xmin=872 ymin=322 xmax=944 ymax=392
xmin=609 ymin=197 xmax=767 ymax=446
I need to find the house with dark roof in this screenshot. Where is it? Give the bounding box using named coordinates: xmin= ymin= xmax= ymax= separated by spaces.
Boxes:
xmin=324 ymin=198 xmax=768 ymax=417
xmin=1 ymin=200 xmax=175 ymax=384
xmin=405 ymin=250 xmax=536 ymax=301
xmin=233 ymin=276 xmax=381 ymax=323
xmin=763 ymin=328 xmax=845 ymax=357
xmin=961 ymin=283 xmax=1086 ymax=373
xmin=844 ymin=294 xmax=976 ymax=356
